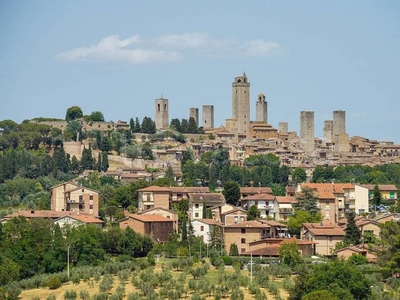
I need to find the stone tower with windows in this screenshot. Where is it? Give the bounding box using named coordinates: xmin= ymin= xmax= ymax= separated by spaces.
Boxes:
xmin=225 ymin=72 xmax=250 ymax=137
xmin=155 ymin=97 xmax=169 ymax=130
xmin=202 ymin=105 xmax=214 ymax=128
xmin=256 ymin=93 xmax=268 ymax=123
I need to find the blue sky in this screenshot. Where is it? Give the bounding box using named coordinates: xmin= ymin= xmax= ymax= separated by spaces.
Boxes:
xmin=1 ymin=1 xmax=399 ymax=142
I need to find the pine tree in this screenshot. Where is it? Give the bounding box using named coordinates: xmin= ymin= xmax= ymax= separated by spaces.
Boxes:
xmin=229 ymin=243 xmax=239 ymax=256
xmin=96 ymin=152 xmax=102 ymax=171
xmin=187 ymin=117 xmax=198 ymax=134
xmin=372 ymin=185 xmax=382 ymax=209
xmin=247 ymin=205 xmax=261 ymax=221
xmin=129 ymin=118 xmax=135 ymax=133
xmin=134 ymin=117 xmax=141 ymax=133
xmin=344 ymin=212 xmax=361 ymax=246
xmin=295 ymin=187 xmax=319 ymax=216
xmin=101 ymin=151 xmax=109 ymax=172
xmin=165 ymin=166 xmax=174 ymax=180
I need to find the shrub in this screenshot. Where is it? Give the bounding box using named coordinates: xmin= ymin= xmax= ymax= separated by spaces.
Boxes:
xmin=46 ymin=294 xmax=56 ymax=300
xmin=79 ymin=290 xmax=90 ymax=300
xmin=221 ymin=256 xmax=233 ymax=265
xmin=64 ymin=289 xmax=77 ymax=300
xmin=47 ymin=276 xmax=62 ymax=290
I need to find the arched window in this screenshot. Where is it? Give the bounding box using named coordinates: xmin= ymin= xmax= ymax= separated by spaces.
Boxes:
xmin=158 ymin=103 xmax=160 ymax=111
xmin=164 ymin=104 xmax=167 ymax=112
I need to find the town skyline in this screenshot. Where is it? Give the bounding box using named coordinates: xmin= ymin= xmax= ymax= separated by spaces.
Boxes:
xmin=1 ymin=1 xmax=399 ymax=142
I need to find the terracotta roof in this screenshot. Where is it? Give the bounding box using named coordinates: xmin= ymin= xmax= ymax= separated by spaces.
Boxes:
xmin=137 ymin=207 xmax=178 ymax=215
xmin=275 ymin=196 xmax=297 ymax=204
xmin=223 ymin=221 xmax=270 ymax=228
xmin=361 ymin=184 xmax=398 ymax=191
xmin=240 ymin=187 xmax=273 ymax=194
xmin=193 ymin=219 xmax=222 ymax=225
xmin=285 ymin=186 xmax=295 ymax=193
xmin=300 ymin=183 xmax=349 ymax=194
xmin=169 ymin=187 xmax=209 ymax=193
xmin=138 ymin=186 xmax=171 ymax=192
xmin=220 ymin=207 xmax=247 ymax=215
xmin=303 ymin=222 xmax=345 ymax=236
xmin=5 ymin=210 xmax=93 ymax=219
xmin=188 ymin=193 xmax=225 ymax=203
xmin=242 ymin=245 xmax=280 ymax=256
xmin=65 ymin=186 xmax=99 ymax=193
xmin=317 ymin=191 xmax=336 ymax=199
xmin=241 ymin=194 xmax=275 ymax=201
xmin=258 ymin=220 xmax=287 ymax=227
xmin=62 ymin=214 xmax=104 ymax=224
xmin=127 ymin=214 xmax=173 ymax=222
xmin=50 ymin=181 xmax=78 ymax=190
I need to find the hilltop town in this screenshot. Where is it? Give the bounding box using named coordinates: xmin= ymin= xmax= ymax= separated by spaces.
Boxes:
xmin=1 ymin=73 xmax=400 ymax=299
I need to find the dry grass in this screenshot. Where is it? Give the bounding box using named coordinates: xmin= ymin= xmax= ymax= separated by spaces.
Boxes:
xmin=20 ymin=264 xmax=290 ymax=300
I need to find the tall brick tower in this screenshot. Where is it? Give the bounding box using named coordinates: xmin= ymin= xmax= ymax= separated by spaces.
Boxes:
xmin=155 ymin=97 xmax=169 ymax=130
xmin=300 ymin=111 xmax=315 ymax=153
xmin=232 ymin=72 xmax=250 ymax=136
xmin=256 ymin=93 xmax=268 ymax=123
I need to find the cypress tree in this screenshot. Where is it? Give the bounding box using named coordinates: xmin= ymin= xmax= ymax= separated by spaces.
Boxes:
xmin=344 ymin=212 xmax=361 ymax=246
xmin=202 ymin=201 xmax=207 ymax=219
xmin=101 ymin=151 xmax=109 ymax=172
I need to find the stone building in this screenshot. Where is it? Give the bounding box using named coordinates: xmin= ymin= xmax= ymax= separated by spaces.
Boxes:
xmin=300 ymin=111 xmax=315 ymax=153
xmin=256 ymin=93 xmax=268 ymax=123
xmin=189 ymin=107 xmax=199 ymax=127
xmin=51 ymin=182 xmax=99 ymax=216
xmin=202 ymin=105 xmax=214 ymax=128
xmin=225 ymin=73 xmax=250 ymax=138
xmin=155 ymin=97 xmax=169 ymax=130
xmin=323 ymin=120 xmax=333 ymax=142
xmin=332 ymin=110 xmax=349 ymax=152
xmin=278 ymin=122 xmax=288 ymax=134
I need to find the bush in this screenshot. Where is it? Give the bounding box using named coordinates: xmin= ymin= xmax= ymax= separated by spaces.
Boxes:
xmin=221 ymin=256 xmax=233 ymax=265
xmin=46 ymin=294 xmax=56 ymax=300
xmin=64 ymin=289 xmax=77 ymax=300
xmin=47 ymin=276 xmax=62 ymax=290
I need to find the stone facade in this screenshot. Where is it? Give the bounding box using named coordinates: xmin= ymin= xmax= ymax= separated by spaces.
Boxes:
xmin=256 ymin=93 xmax=268 ymax=123
xmin=155 ymin=97 xmax=169 ymax=130
xmin=323 ymin=120 xmax=333 ymax=142
xmin=189 ymin=107 xmax=199 ymax=127
xmin=202 ymin=105 xmax=214 ymax=128
xmin=300 ymin=111 xmax=315 ymax=153
xmin=230 ymin=72 xmax=250 ymax=137
xmin=278 ymin=122 xmax=288 ymax=134
xmin=333 ymin=110 xmax=346 ymax=137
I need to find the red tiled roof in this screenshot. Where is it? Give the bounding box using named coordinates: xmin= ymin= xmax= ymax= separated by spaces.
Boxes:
xmin=240 ymin=187 xmax=273 ymax=194
xmin=275 ymin=196 xmax=297 ymax=204
xmin=169 ymin=187 xmax=209 ymax=193
xmin=138 ymin=186 xmax=171 ymax=192
xmin=241 ymin=194 xmax=275 ymax=201
xmin=223 ymin=221 xmax=270 ymax=228
xmin=127 ymin=214 xmax=173 ymax=222
xmin=5 ymin=210 xmax=93 ymax=219
xmin=188 ymin=193 xmax=225 ymax=203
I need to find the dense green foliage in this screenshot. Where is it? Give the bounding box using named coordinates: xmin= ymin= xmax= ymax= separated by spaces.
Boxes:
xmin=0 ymin=218 xmax=153 ymax=285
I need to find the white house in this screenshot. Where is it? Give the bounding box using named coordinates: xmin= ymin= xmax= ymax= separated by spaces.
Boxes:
xmin=188 ymin=193 xmax=225 ymax=220
xmin=191 ymin=219 xmax=221 ymax=244
xmin=240 ymin=193 xmax=276 ymax=218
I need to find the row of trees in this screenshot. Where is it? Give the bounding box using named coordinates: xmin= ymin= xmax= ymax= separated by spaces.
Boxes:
xmin=0 ymin=218 xmax=153 ymax=285
xmin=170 ymin=117 xmax=205 ymax=134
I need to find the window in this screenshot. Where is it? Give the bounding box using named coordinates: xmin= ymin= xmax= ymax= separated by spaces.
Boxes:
xmin=82 ymin=189 xmax=84 ymax=192
xmin=195 ymin=204 xmax=199 ymax=208
xmin=79 ymin=195 xmax=83 ymax=202
xmin=89 ymin=205 xmax=93 ymax=209
xmin=89 ymin=195 xmax=93 ymax=200
xmin=147 ymin=194 xmax=150 ymax=201
xmin=241 ymin=248 xmax=246 ymax=253
xmin=195 ymin=213 xmax=199 ymax=218
xmin=241 ymin=228 xmax=246 ymax=234
xmin=200 ymin=226 xmax=204 ymax=231
xmin=241 ymin=238 xmax=246 ymax=244
xmin=325 ymin=200 xmax=330 ymax=205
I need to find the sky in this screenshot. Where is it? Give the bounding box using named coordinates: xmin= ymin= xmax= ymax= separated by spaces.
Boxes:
xmin=1 ymin=1 xmax=399 ymax=143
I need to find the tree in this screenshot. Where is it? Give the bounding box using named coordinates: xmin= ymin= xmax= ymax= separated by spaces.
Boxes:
xmin=291 ymin=167 xmax=307 ymax=185
xmin=101 ymin=151 xmax=109 ymax=172
xmin=222 ymin=181 xmax=240 ymax=205
xmin=99 ymin=136 xmax=112 ymax=152
xmin=377 ymin=220 xmax=400 ymax=272
xmin=287 ymin=211 xmax=322 ymax=237
xmin=278 ymin=242 xmax=302 ymax=268
xmin=170 ymin=119 xmax=181 ymax=132
xmin=187 ymin=117 xmax=198 ymax=134
xmin=209 ymin=225 xmax=222 ymax=251
xmin=88 ymin=111 xmax=105 ymax=122
xmin=289 ymin=260 xmax=371 ymax=300
xmin=64 ymin=120 xmax=82 ymax=141
xmin=141 ymin=117 xmax=156 ymax=134
xmin=229 ymin=243 xmax=239 ymax=256
xmin=181 ymin=119 xmax=189 ymax=133
xmin=65 ymin=106 xmax=83 ymax=121
xmin=134 ymin=117 xmax=141 ymax=133
xmin=165 ymin=166 xmax=174 ymax=181
xmin=202 ymin=201 xmax=207 ymax=219
xmin=372 ymin=185 xmax=382 ymax=210
xmin=344 ymin=212 xmax=361 ymax=246
xmin=247 ymin=205 xmax=261 ymax=221
xmin=295 ymin=187 xmax=319 ymax=216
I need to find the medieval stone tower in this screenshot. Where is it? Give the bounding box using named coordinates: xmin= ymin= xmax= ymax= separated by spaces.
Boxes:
xmin=278 ymin=122 xmax=288 ymax=134
xmin=256 ymin=93 xmax=268 ymax=123
xmin=232 ymin=72 xmax=250 ymax=136
xmin=323 ymin=120 xmax=333 ymax=142
xmin=202 ymin=105 xmax=214 ymax=128
xmin=189 ymin=108 xmax=199 ymax=127
xmin=300 ymin=111 xmax=315 ymax=153
xmin=333 ymin=110 xmax=346 ymax=137
xmin=332 ymin=110 xmax=349 ymax=152
xmin=155 ymin=97 xmax=169 ymax=130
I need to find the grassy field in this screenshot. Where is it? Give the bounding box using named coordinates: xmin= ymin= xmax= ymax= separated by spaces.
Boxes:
xmin=20 ymin=262 xmax=290 ymax=300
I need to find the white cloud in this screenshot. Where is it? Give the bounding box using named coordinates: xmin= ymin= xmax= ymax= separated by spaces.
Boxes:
xmin=56 ymin=35 xmax=180 ymax=64
xmin=56 ymin=33 xmax=281 ymax=64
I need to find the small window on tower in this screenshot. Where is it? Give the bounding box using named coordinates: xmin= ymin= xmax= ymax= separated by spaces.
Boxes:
xmin=164 ymin=104 xmax=167 ymax=112
xmin=158 ymin=103 xmax=160 ymax=111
